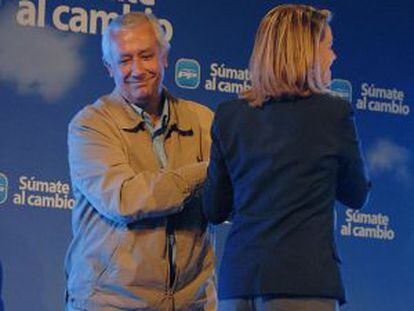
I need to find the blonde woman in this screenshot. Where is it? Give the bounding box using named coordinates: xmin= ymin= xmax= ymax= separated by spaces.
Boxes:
xmin=203 ymin=4 xmax=370 ymax=311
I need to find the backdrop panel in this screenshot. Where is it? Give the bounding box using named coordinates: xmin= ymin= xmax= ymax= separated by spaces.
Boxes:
xmin=0 ymin=1 xmax=412 ymax=310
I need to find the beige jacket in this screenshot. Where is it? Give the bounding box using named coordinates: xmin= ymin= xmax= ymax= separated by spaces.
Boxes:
xmin=65 ymin=90 xmax=216 ymax=310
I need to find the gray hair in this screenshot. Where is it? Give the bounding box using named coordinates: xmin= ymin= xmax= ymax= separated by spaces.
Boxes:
xmin=102 ymin=12 xmax=170 ymax=63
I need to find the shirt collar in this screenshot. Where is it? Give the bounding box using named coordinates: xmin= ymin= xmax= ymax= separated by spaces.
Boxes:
xmin=106 ymin=88 xmax=192 ymax=136
xmin=131 ymin=96 xmax=169 ymax=129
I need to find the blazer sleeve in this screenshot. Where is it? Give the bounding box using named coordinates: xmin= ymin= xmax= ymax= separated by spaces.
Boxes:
xmin=202 ymin=116 xmax=233 ymax=224
xmin=336 ymin=101 xmax=371 ymax=209
xmin=68 ymin=107 xmax=207 ymax=225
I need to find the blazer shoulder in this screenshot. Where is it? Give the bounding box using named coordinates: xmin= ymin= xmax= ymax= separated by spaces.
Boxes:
xmin=317 ymin=93 xmax=352 ymax=110
xmin=216 ymin=98 xmax=249 ymax=117
xmin=309 ymin=93 xmax=354 ymax=122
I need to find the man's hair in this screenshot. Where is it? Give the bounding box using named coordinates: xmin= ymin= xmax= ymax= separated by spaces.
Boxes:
xmin=102 ymin=12 xmax=170 ymax=64
xmin=243 ymin=4 xmax=332 ymax=107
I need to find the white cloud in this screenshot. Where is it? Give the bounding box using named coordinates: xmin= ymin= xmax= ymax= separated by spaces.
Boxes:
xmin=0 ymin=4 xmax=84 ymax=102
xmin=367 ymin=138 xmax=411 ymax=182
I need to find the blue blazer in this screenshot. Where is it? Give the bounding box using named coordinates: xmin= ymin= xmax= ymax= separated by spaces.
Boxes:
xmin=203 ymin=93 xmax=371 ymax=304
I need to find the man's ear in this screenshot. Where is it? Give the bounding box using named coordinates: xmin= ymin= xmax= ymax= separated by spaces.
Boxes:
xmin=162 ymin=52 xmax=168 ymax=68
xmin=103 ymin=59 xmax=113 ymax=77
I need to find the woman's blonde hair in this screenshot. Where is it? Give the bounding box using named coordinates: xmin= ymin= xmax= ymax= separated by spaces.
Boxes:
xmin=243 ymin=4 xmax=332 ymax=107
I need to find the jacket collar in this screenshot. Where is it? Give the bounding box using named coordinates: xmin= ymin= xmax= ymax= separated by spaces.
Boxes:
xmin=106 ymin=88 xmax=193 ymax=137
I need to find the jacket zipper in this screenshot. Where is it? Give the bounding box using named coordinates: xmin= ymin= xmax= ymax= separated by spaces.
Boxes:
xmin=166 ymin=217 xmax=176 ymax=292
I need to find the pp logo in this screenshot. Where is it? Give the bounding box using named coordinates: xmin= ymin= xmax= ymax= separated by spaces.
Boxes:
xmin=330 ymin=79 xmax=352 ymax=103
xmin=175 ymin=58 xmax=201 ymax=89
xmin=0 ymin=173 xmax=8 ymax=205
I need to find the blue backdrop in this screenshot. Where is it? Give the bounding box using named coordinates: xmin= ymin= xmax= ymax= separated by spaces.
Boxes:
xmin=0 ymin=0 xmax=412 ymax=310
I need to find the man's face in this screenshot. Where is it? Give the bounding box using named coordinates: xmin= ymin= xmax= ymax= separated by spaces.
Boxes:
xmin=105 ymin=22 xmax=167 ymax=108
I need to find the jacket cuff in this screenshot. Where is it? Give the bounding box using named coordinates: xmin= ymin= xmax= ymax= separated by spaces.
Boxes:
xmin=174 ymin=162 xmax=208 ymax=193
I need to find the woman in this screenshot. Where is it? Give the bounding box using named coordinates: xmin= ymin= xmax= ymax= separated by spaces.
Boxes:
xmin=203 ymin=4 xmax=370 ymax=311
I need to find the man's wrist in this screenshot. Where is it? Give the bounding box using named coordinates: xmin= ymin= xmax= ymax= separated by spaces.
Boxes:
xmin=175 ymin=162 xmax=208 ymax=193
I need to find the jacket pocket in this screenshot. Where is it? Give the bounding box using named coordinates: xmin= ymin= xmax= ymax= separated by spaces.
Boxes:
xmin=95 ymin=229 xmax=131 ymax=283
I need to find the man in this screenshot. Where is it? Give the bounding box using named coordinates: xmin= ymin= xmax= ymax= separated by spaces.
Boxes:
xmin=65 ymin=12 xmax=216 ymax=311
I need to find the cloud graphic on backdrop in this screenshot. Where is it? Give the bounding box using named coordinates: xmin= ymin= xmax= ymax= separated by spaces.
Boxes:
xmin=366 ymin=138 xmax=411 ymax=183
xmin=0 ymin=4 xmax=84 ymax=102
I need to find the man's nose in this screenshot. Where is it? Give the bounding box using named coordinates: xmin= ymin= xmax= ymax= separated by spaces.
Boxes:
xmin=132 ymin=58 xmax=145 ymax=77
